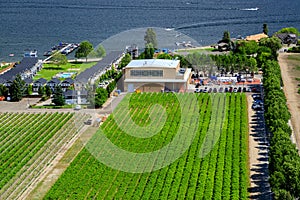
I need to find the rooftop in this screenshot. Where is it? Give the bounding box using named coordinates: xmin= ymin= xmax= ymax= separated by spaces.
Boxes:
xmin=245 ymin=33 xmax=268 ymax=42
xmin=125 ymin=59 xmax=180 ymax=69
xmin=75 ymin=51 xmax=123 ymax=83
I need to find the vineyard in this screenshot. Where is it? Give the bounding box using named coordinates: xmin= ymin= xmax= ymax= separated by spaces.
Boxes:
xmin=0 ymin=112 xmax=89 ymax=200
xmin=45 ymin=93 xmax=249 ymax=200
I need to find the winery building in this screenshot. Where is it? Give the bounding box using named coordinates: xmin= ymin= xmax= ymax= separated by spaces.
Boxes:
xmin=123 ymin=59 xmax=191 ymax=92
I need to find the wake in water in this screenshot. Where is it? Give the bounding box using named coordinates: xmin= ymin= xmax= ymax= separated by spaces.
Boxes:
xmin=240 ymin=7 xmax=259 ymax=11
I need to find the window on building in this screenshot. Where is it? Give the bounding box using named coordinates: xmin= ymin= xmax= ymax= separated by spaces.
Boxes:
xmin=130 ymin=70 xmax=163 ymax=77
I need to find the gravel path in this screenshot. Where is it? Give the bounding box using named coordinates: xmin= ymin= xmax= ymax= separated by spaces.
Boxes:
xmin=278 ymin=53 xmax=300 ymax=151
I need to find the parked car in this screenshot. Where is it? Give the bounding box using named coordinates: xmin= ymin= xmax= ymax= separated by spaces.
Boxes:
xmin=194 ymin=88 xmax=200 ymax=93
xmin=252 ymin=94 xmax=262 ymax=100
xmin=237 ymin=87 xmax=242 ymax=92
xmin=233 ymin=87 xmax=238 ymax=93
xmin=252 ymin=103 xmax=263 ymax=110
xmin=84 ymin=119 xmax=92 ymax=125
xmin=74 ymin=105 xmax=81 ymax=110
xmin=219 ymin=87 xmax=224 ymax=93
xmin=213 ymin=88 xmax=218 ymax=93
xmin=208 ymin=88 xmax=212 ymax=93
xmin=224 ymin=87 xmax=229 ymax=93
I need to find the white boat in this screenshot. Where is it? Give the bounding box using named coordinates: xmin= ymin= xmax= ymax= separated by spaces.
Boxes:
xmin=165 ymin=28 xmax=174 ymax=31
xmin=24 ymin=49 xmax=38 ymax=57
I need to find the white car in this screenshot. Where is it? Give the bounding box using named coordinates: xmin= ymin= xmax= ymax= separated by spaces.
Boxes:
xmin=74 ymin=105 xmax=81 ymax=110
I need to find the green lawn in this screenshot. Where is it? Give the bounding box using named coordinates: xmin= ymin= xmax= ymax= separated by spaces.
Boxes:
xmin=34 ymin=62 xmax=97 ymax=80
xmin=176 ymin=47 xmax=215 ymax=53
xmin=288 ymin=55 xmax=300 ymax=71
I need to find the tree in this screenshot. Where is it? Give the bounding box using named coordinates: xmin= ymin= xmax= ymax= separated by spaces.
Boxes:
xmin=144 ymin=43 xmax=155 ymax=59
xmin=94 ymin=88 xmax=108 ymax=108
xmin=52 ymin=85 xmax=65 ymax=106
xmin=144 ymin=28 xmax=158 ymax=49
xmin=263 ymin=23 xmax=269 ymax=35
xmin=75 ymin=41 xmax=94 ymax=62
xmin=0 ymin=84 xmax=8 ymax=97
xmin=38 ymin=86 xmax=45 ymax=96
xmin=157 ymin=53 xmax=173 ymax=60
xmin=221 ymin=31 xmax=231 ymax=43
xmin=26 ymin=84 xmax=32 ymax=95
xmin=45 ymin=85 xmax=52 ymax=97
xmin=10 ymin=74 xmax=25 ymax=102
xmin=276 ymin=27 xmax=300 ymax=36
xmin=235 ymin=40 xmax=258 ymax=55
xmin=50 ymin=51 xmax=68 ymax=67
xmin=186 ymin=52 xmax=215 ymax=76
xmin=118 ymin=53 xmax=131 ymax=69
xmin=88 ymin=44 xmax=106 ymax=58
xmin=259 ymin=37 xmax=282 ymax=59
xmin=247 ymin=57 xmax=257 ymax=73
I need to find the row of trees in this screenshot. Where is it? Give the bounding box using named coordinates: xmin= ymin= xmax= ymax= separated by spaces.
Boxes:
xmin=211 ymin=36 xmax=282 ymax=75
xmin=262 ymin=59 xmax=300 ymax=199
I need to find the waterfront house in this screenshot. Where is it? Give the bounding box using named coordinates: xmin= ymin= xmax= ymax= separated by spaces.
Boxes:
xmin=275 ymin=33 xmax=298 ymax=45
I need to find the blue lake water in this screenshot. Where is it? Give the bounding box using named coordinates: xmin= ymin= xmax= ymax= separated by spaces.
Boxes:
xmin=0 ymin=0 xmax=299 ymax=62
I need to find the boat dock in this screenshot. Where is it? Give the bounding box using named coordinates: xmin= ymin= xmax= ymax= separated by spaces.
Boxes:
xmin=43 ymin=43 xmax=79 ymax=56
xmin=43 ymin=44 xmax=74 ymax=63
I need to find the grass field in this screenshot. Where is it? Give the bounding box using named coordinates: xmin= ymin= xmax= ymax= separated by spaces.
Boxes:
xmin=34 ymin=62 xmax=96 ymax=80
xmin=45 ymin=93 xmax=248 ymax=200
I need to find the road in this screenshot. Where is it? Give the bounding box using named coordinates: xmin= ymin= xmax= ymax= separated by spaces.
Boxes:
xmin=0 ymin=93 xmax=126 ymax=116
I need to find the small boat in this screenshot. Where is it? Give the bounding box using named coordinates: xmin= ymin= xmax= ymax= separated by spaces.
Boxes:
xmin=24 ymin=49 xmax=38 ymax=57
xmin=165 ymin=28 xmax=174 ymax=31
xmin=9 ymin=53 xmax=14 ymax=57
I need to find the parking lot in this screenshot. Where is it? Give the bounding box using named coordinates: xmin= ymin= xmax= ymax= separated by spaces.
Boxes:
xmin=193 ymin=84 xmax=262 ymax=94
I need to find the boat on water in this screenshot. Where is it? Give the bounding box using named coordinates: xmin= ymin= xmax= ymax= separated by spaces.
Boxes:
xmin=24 ymin=49 xmax=38 ymax=57
xmin=9 ymin=53 xmax=14 ymax=57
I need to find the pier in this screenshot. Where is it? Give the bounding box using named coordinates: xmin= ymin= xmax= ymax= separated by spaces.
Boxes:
xmin=43 ymin=44 xmax=74 ymax=63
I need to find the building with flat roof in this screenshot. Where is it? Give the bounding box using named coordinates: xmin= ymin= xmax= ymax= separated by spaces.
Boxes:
xmin=123 ymin=59 xmax=191 ymax=92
